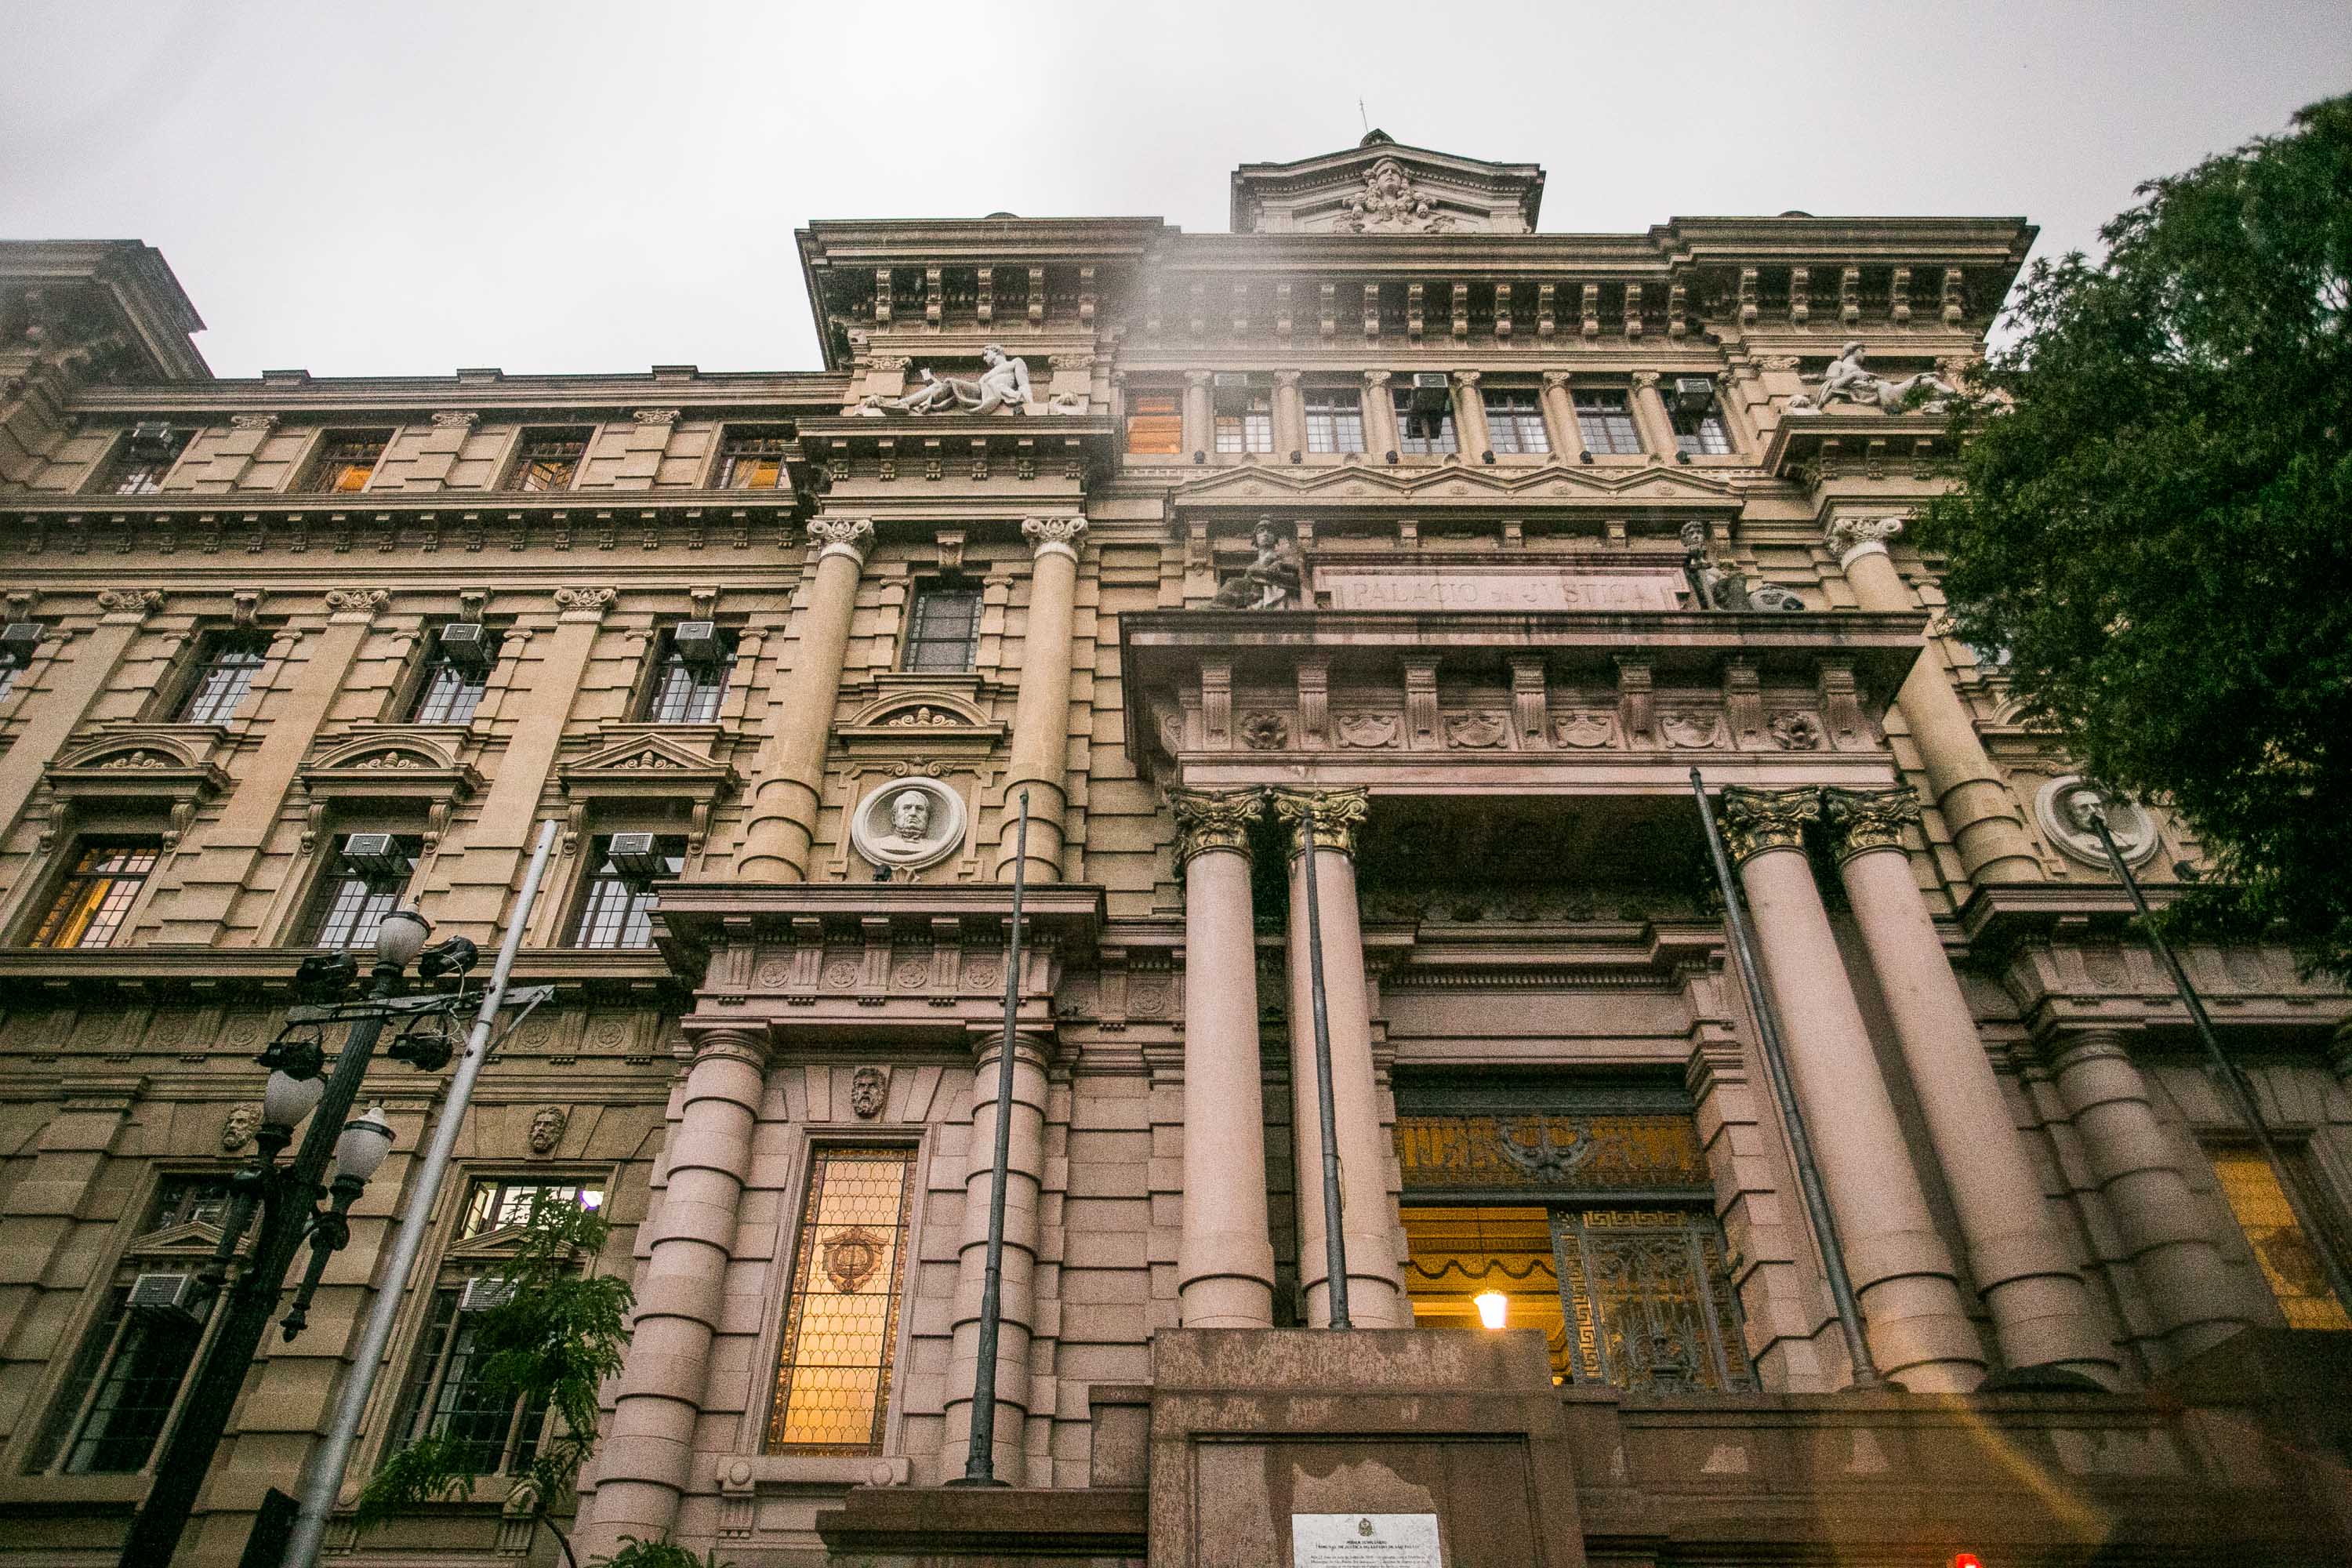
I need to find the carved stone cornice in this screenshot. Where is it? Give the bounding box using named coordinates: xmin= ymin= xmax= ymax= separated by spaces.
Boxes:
xmin=1719 ymin=786 xmax=1819 ymax=865
xmin=1821 ymin=785 xmax=1922 ymax=862
xmin=1825 ymin=515 xmax=1905 ymax=566
xmin=323 ymin=587 xmax=390 ymax=619
xmin=1170 ymin=788 xmax=1264 ymax=866
xmin=1023 ymin=515 xmax=1088 ymax=559
xmin=1269 ymin=786 xmax=1370 ymax=860
xmin=808 ymin=516 xmax=875 ymax=563
xmin=94 ymin=588 xmax=163 ymax=619
xmin=553 ymin=586 xmax=617 ymax=614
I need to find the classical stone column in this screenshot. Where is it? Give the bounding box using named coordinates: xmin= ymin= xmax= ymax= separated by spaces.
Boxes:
xmin=1826 ymin=517 xmax=2042 ymax=884
xmin=992 ymin=517 xmax=1085 ymax=884
xmin=1362 ymin=369 xmax=1399 ymax=457
xmin=1823 ymin=788 xmax=2118 ymax=1384
xmin=738 ymin=517 xmax=871 ymax=880
xmin=1628 ymin=370 xmax=1679 ymax=457
xmin=1270 ymin=788 xmax=1410 ymax=1328
xmin=1450 ymin=369 xmax=1492 ymax=458
xmin=1272 ymin=369 xmax=1307 ymax=458
xmin=1182 ymin=371 xmax=1213 ymax=459
xmin=2042 ymin=1028 xmax=2258 ymax=1363
xmin=942 ymin=1030 xmax=1051 ymax=1483
xmin=582 ymin=1027 xmax=767 ymax=1555
xmin=1538 ymin=370 xmax=1577 ymax=457
xmin=1172 ymin=789 xmax=1276 ymax=1328
xmin=1719 ymin=787 xmax=1985 ymax=1390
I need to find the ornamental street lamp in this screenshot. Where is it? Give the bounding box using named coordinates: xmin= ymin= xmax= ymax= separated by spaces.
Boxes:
xmin=116 ymin=909 xmax=485 ymax=1568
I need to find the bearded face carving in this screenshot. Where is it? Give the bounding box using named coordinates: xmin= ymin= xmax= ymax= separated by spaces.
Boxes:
xmin=221 ymin=1104 xmax=260 ymax=1152
xmin=851 ymin=1066 xmax=887 ymax=1120
xmin=528 ymin=1105 xmax=569 ymax=1155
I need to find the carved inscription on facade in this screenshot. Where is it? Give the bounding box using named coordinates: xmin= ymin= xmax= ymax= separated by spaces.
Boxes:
xmin=1317 ymin=570 xmax=1682 ymax=612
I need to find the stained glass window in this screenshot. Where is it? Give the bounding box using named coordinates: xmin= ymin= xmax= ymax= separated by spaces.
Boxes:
xmin=766 ymin=1146 xmax=915 ymax=1452
xmin=2206 ymin=1144 xmax=2351 ymax=1330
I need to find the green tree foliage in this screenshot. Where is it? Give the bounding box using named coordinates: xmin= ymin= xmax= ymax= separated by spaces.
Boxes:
xmin=1918 ymin=95 xmax=2352 ymax=975
xmin=350 ymin=1193 xmax=699 ymax=1568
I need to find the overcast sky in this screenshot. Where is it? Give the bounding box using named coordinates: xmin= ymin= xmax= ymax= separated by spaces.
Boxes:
xmin=5 ymin=1 xmax=2347 ymax=379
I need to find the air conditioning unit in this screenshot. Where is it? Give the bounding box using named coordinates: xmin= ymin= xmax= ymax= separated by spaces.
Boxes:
xmin=340 ymin=833 xmax=412 ymax=881
xmin=129 ymin=1272 xmax=198 ymax=1319
xmin=436 ymin=621 xmax=494 ymax=673
xmin=126 ymin=420 xmax=179 ymax=457
xmin=1671 ymin=376 xmax=1717 ymax=416
xmin=604 ymin=832 xmax=672 ymax=883
xmin=0 ymin=622 xmax=44 ymax=666
xmin=1407 ymin=372 xmax=1452 ymax=414
xmin=458 ymin=1277 xmax=516 ymax=1314
xmin=670 ymin=621 xmax=726 ymax=667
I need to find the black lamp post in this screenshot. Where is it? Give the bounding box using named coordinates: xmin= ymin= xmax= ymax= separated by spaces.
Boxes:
xmin=118 ymin=909 xmax=480 ymax=1568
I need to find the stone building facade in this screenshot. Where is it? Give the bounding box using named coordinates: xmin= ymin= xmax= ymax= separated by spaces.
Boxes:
xmin=0 ymin=135 xmax=2347 ymax=1566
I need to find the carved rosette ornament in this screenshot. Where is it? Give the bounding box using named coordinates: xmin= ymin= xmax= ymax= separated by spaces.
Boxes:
xmin=1022 ymin=515 xmax=1088 ymax=559
xmin=323 ymin=588 xmax=390 ymax=618
xmin=807 ymin=516 xmax=876 ymax=562
xmin=1169 ymin=788 xmax=1265 ymax=866
xmin=1718 ymin=786 xmax=1820 ymax=866
xmin=1821 ymin=786 xmax=1922 ymax=862
xmin=1269 ymin=786 xmax=1370 ymax=860
xmin=1824 ymin=516 xmax=1906 ymax=566
xmin=95 ymin=589 xmax=164 ymax=617
xmin=553 ymin=586 xmax=617 ymax=612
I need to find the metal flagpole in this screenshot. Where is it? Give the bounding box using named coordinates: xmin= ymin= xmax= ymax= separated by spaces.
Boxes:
xmin=1689 ymin=769 xmax=1878 ymax=1385
xmin=1299 ymin=800 xmax=1352 ymax=1330
xmin=956 ymin=790 xmax=1029 ymax=1486
xmin=2087 ymin=808 xmax=2352 ymax=1317
xmin=280 ymin=818 xmax=563 ymax=1568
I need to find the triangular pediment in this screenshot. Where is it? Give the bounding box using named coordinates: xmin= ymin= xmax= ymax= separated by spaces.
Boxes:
xmin=564 ymin=731 xmax=728 ymax=778
xmin=1231 ymin=131 xmax=1544 ymax=234
xmin=1170 ymin=459 xmax=1738 ymax=508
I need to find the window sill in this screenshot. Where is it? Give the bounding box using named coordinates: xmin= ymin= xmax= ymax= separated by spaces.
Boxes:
xmin=0 ymin=1472 xmax=149 ymax=1512
xmin=729 ymin=1452 xmax=912 ymax=1488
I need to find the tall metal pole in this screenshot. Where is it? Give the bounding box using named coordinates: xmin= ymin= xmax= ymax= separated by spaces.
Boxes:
xmin=956 ymin=790 xmax=1029 ymax=1486
xmin=120 ymin=969 xmax=405 ymax=1566
xmin=280 ymin=820 xmax=561 ymax=1568
xmin=1689 ymin=770 xmax=1878 ymax=1386
xmin=2088 ymin=808 xmax=2352 ymax=1316
xmin=1299 ymin=800 xmax=1352 ymax=1330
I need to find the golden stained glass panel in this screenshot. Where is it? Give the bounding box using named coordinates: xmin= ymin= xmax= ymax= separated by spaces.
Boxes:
xmin=766 ymin=1147 xmax=914 ymax=1451
xmin=2208 ymin=1145 xmax=2352 ymax=1330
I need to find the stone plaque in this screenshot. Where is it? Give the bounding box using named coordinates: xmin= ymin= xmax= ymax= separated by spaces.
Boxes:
xmin=1316 ymin=569 xmax=1682 ymax=612
xmin=1293 ymin=1512 xmax=1443 ymax=1567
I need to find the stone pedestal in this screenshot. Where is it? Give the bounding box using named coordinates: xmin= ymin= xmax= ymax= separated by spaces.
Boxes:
xmin=1143 ymin=1328 xmax=1586 ymax=1568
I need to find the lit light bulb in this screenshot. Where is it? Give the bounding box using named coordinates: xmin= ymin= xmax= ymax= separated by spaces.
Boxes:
xmin=1473 ymin=1288 xmax=1508 ymax=1330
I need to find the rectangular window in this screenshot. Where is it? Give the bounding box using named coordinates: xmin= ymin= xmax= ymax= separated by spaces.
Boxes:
xmin=1212 ymin=392 xmax=1274 ymax=455
xmin=460 ymin=1178 xmax=605 ymax=1240
xmin=301 ymin=430 xmax=391 ymax=494
xmin=390 ymin=1286 xmax=552 ymax=1476
xmin=31 ymin=1285 xmax=212 ymax=1474
xmin=31 ymin=840 xmax=162 ymax=949
xmin=903 ymin=582 xmax=982 ymax=673
xmin=1483 ymin=390 xmax=1550 ymax=455
xmin=1573 ymin=390 xmax=1643 ymax=455
xmin=1305 ymin=389 xmax=1365 ymax=454
xmin=507 ymin=428 xmax=589 ymax=492
xmin=765 ymin=1146 xmax=915 ymax=1453
xmin=1123 ymin=392 xmax=1182 ymax=456
xmin=1669 ymin=386 xmax=1734 ymax=456
xmin=307 ymin=833 xmax=423 ymax=949
xmin=177 ymin=631 xmax=270 ymax=724
xmin=93 ymin=425 xmax=191 ymax=495
xmin=645 ymin=626 xmax=735 ymax=724
xmin=715 ymin=426 xmax=792 ymax=489
xmin=1392 ymin=387 xmax=1457 ymax=456
xmin=408 ymin=628 xmax=499 ymax=725
xmin=572 ymin=833 xmax=684 ymax=949
xmin=2206 ymin=1142 xmax=2352 ymax=1330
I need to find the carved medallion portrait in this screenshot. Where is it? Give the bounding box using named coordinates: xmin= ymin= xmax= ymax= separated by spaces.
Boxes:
xmin=2035 ymin=775 xmax=2161 ymax=868
xmin=848 ymin=776 xmax=966 ymax=873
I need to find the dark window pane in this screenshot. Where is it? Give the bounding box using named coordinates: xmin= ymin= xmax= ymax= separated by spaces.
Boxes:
xmin=1392 ymin=388 xmax=1457 ymax=455
xmin=310 ymin=834 xmax=422 ymax=949
xmin=178 ymin=634 xmax=270 ymax=724
xmin=573 ymin=834 xmax=684 ymax=949
xmin=905 ymin=585 xmax=982 ymax=672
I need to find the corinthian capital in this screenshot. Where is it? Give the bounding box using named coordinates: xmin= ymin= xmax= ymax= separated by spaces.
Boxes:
xmin=1269 ymin=787 xmax=1371 ymax=860
xmin=1022 ymin=516 xmax=1088 ymax=557
xmin=1719 ymin=786 xmax=1820 ymax=866
xmin=1824 ymin=515 xmax=1905 ymax=565
xmin=806 ymin=516 xmax=875 ymax=562
xmin=1821 ymin=786 xmax=1922 ymax=861
xmin=1171 ymin=788 xmax=1265 ymax=866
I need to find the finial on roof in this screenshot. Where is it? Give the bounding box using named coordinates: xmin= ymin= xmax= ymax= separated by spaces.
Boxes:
xmin=1360 ymin=128 xmax=1395 ymax=147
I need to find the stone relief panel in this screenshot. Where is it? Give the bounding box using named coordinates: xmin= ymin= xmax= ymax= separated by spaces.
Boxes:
xmin=847 ymin=775 xmax=967 ymax=873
